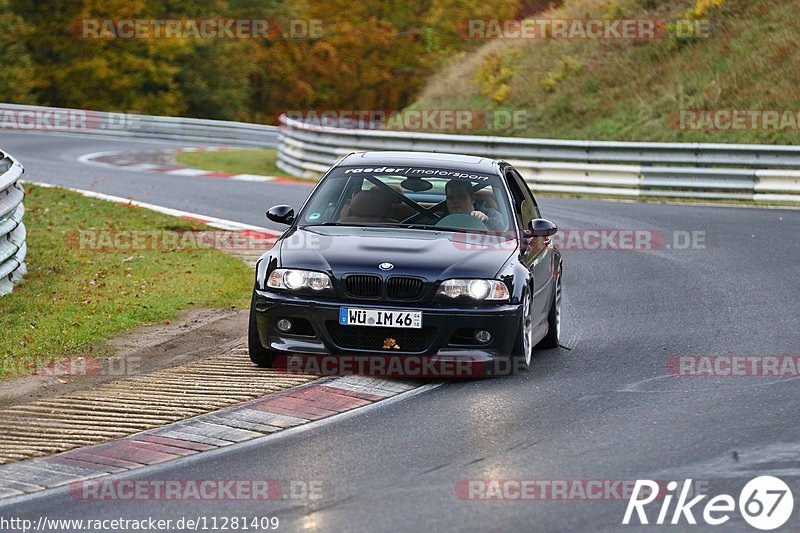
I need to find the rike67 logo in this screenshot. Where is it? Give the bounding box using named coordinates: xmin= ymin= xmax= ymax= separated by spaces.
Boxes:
xmin=623 ymin=476 xmax=794 ymax=530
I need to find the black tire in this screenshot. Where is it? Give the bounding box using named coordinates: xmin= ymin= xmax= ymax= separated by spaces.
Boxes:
xmin=511 ymin=287 xmax=533 ymax=373
xmin=537 ymin=273 xmax=561 ymax=349
xmin=248 ymin=293 xmax=275 ymax=368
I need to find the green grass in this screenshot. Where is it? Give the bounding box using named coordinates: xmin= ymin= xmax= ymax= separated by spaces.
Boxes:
xmin=175 ymin=148 xmax=290 ymax=178
xmin=412 ymin=0 xmax=800 ymax=144
xmin=0 ymin=186 xmax=252 ymax=380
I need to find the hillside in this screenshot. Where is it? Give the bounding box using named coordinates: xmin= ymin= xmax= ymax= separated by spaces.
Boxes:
xmin=410 ymin=0 xmax=800 ymax=144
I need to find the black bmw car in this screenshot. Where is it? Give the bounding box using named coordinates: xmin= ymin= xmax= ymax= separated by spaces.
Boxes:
xmin=249 ymin=151 xmax=562 ymax=375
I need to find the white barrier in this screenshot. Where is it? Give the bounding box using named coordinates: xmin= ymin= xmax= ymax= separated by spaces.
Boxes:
xmin=0 ymin=150 xmax=26 ymax=296
xmin=0 ymin=103 xmax=279 ymax=147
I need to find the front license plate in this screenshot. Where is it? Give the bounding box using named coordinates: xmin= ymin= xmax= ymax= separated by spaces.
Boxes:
xmin=339 ymin=308 xmax=422 ymax=329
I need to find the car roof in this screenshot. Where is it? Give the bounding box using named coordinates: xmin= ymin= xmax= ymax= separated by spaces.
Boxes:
xmin=336 ymin=151 xmax=501 ymax=175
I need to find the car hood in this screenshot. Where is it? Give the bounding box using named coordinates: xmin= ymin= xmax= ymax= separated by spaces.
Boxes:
xmin=279 ymin=226 xmax=517 ymax=280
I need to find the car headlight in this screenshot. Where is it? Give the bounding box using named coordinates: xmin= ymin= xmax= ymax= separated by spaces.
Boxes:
xmin=267 ymin=269 xmax=332 ymax=291
xmin=436 ymin=279 xmax=509 ymax=301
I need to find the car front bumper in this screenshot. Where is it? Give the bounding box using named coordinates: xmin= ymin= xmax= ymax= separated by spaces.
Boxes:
xmin=253 ymin=290 xmax=522 ymax=365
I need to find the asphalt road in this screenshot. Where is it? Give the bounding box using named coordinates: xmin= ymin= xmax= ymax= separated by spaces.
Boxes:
xmin=0 ymin=131 xmax=310 ymax=230
xmin=1 ymin=131 xmax=799 ymax=532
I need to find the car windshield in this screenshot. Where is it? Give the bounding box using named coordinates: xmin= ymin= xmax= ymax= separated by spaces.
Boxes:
xmin=298 ymin=165 xmax=513 ymax=232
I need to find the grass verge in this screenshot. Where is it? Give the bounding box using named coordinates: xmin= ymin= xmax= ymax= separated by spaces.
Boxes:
xmin=0 ymin=185 xmax=252 ymax=380
xmin=412 ymin=0 xmax=800 ymax=144
xmin=175 ymin=148 xmax=290 ymax=178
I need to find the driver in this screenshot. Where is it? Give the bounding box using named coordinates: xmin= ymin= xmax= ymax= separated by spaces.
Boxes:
xmin=445 ymin=180 xmax=505 ymax=231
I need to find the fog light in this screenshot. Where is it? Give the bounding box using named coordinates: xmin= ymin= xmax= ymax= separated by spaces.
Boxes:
xmin=475 ymin=330 xmax=492 ymax=344
xmin=276 ymin=319 xmax=293 ymax=333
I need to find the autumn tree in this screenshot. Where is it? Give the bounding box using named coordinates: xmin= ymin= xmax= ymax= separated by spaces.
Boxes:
xmin=3 ymin=0 xmax=525 ymax=121
xmin=0 ymin=0 xmax=36 ymax=103
xmin=249 ymin=0 xmax=521 ymax=120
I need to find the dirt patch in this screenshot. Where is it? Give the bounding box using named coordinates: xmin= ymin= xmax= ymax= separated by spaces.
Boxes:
xmin=0 ymin=308 xmax=248 ymax=407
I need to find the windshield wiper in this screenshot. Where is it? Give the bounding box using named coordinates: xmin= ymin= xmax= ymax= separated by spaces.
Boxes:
xmin=391 ymin=223 xmax=440 ymax=230
xmin=301 ymin=222 xmax=406 ymax=229
xmin=300 ymin=222 xmax=344 ymax=227
xmin=301 ymin=222 xmax=440 ymax=231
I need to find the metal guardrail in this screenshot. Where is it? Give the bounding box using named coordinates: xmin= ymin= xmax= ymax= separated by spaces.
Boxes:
xmin=0 ymin=103 xmax=279 ymax=147
xmin=277 ymin=115 xmax=800 ymax=203
xmin=0 ymin=150 xmax=26 ymax=297
xmin=2 ymin=103 xmax=798 ymax=202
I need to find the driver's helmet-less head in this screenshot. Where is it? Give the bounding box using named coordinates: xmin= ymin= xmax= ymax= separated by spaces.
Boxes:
xmin=445 ymin=180 xmax=475 ymax=214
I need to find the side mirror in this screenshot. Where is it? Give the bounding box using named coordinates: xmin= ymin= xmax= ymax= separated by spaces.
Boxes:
xmin=529 ymin=218 xmax=558 ymax=237
xmin=266 ymin=205 xmax=295 ymax=225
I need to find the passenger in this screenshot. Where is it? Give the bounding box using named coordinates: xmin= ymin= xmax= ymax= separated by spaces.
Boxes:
xmin=445 ymin=180 xmax=505 ymax=231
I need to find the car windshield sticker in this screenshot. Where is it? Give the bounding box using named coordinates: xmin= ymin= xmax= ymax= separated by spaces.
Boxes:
xmin=339 ymin=166 xmax=493 ymax=181
xmin=307 ymin=212 xmax=321 ymax=221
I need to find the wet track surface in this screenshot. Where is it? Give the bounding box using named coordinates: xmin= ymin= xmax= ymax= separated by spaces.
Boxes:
xmin=1 ymin=131 xmax=798 ymax=531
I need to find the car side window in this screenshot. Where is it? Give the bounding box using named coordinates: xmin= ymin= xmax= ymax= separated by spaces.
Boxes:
xmin=303 ymin=176 xmax=356 ymax=223
xmin=505 ymin=169 xmax=535 ymax=227
xmin=512 ymin=169 xmax=541 ymax=220
xmin=503 ymin=170 xmax=526 ymax=229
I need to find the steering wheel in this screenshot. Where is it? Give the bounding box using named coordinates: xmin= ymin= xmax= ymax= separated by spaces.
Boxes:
xmin=434 ymin=213 xmax=488 ymax=231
